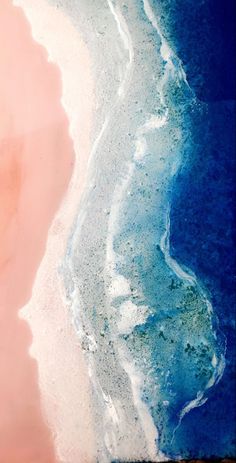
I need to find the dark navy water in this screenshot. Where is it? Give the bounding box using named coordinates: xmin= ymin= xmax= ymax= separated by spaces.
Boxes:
xmin=155 ymin=0 xmax=236 ymax=458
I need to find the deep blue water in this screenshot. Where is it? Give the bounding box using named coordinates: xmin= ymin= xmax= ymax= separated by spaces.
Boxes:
xmin=156 ymin=0 xmax=236 ymax=458
xmin=169 ymin=100 xmax=236 ymax=459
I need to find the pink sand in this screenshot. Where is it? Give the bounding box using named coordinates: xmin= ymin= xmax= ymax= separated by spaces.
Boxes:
xmin=0 ymin=1 xmax=75 ymax=461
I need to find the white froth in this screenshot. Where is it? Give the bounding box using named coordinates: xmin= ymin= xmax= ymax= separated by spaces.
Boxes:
xmin=118 ymin=300 xmax=149 ymax=335
xmin=107 ymin=0 xmax=134 ymax=98
xmin=108 ymin=274 xmax=132 ymax=298
xmin=120 ymin=351 xmax=166 ymax=462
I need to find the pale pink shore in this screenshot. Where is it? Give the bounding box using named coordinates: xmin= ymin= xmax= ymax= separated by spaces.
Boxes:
xmin=0 ymin=1 xmax=95 ymax=462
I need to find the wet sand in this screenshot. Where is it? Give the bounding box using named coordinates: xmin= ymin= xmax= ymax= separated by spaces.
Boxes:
xmin=0 ymin=1 xmax=75 ymax=461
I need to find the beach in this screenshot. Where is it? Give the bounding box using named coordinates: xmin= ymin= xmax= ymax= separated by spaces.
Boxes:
xmin=0 ymin=1 xmax=95 ymax=461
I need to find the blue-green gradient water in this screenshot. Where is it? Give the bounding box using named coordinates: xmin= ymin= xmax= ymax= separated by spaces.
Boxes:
xmin=57 ymin=0 xmax=235 ymax=460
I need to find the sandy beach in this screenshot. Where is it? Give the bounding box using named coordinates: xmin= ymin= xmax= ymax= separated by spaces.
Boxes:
xmin=0 ymin=1 xmax=95 ymax=461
